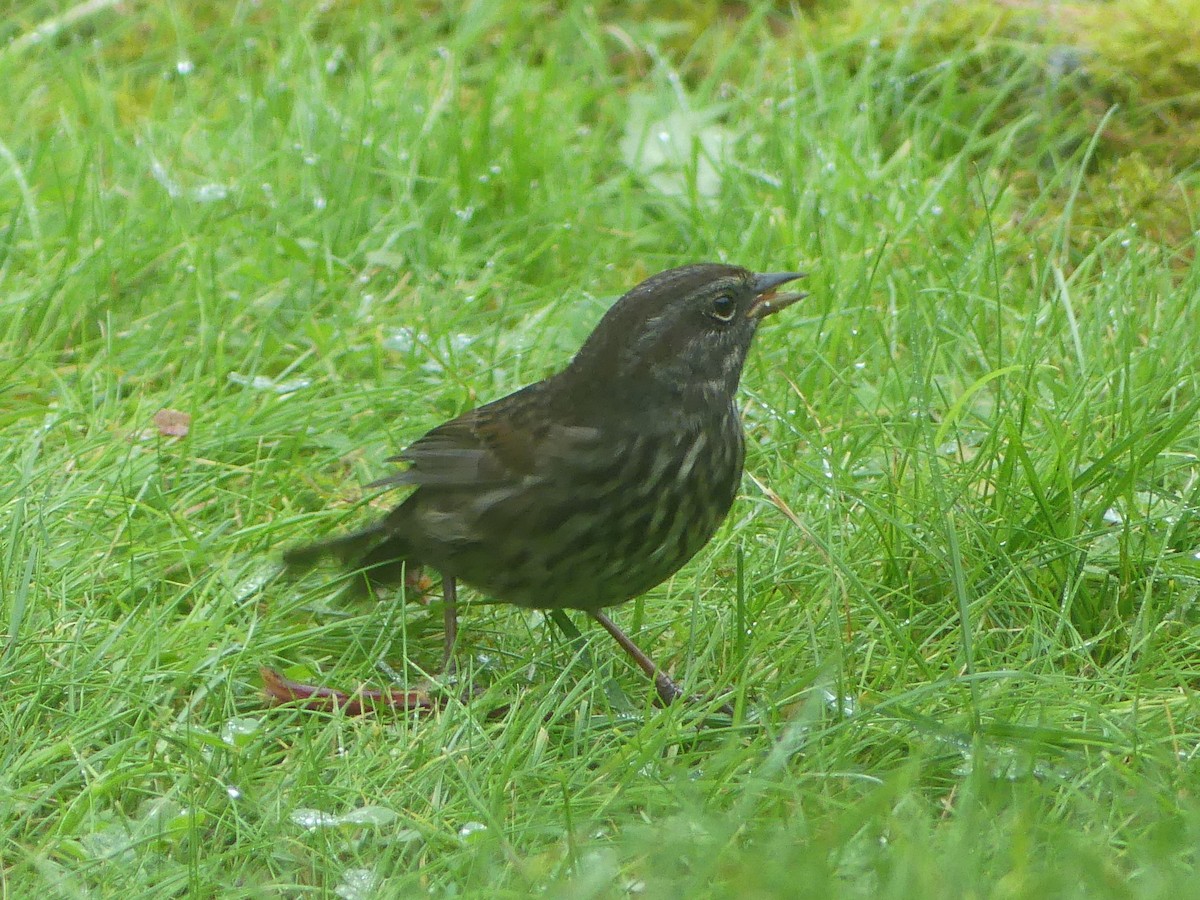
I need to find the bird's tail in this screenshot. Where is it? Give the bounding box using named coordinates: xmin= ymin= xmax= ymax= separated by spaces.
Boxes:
xmin=282 ymin=521 xmax=412 ymax=586
xmin=282 ymin=524 xmax=382 ymax=567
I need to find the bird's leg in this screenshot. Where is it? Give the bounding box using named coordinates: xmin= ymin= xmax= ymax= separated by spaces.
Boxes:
xmin=589 ymin=610 xmax=685 ymax=706
xmin=589 ymin=611 xmax=735 ymax=715
xmin=439 ymin=576 xmax=490 ymax=707
xmin=442 ymin=575 xmax=459 ymax=672
xmin=550 ymin=610 xmax=639 ymax=711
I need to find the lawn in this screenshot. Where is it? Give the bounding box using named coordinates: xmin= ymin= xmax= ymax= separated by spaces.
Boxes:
xmin=3 ymin=1 xmax=1200 ymax=896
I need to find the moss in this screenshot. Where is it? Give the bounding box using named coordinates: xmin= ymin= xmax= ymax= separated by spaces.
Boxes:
xmin=1062 ymin=0 xmax=1200 ymax=128
xmin=792 ymin=0 xmax=1199 ymax=255
xmin=1072 ymin=153 xmax=1196 ymax=250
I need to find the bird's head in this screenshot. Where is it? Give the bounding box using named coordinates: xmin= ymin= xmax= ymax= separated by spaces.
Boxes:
xmin=567 ymin=263 xmax=806 ymax=409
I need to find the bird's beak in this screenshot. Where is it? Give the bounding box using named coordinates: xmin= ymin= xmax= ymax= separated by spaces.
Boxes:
xmin=747 ymin=271 xmax=808 ymax=319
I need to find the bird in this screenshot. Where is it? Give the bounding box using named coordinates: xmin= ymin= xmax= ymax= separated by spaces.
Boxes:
xmin=277 ymin=263 xmax=807 ymax=712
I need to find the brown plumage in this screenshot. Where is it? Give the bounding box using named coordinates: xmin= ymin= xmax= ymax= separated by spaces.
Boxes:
xmin=281 ymin=263 xmax=806 ymax=710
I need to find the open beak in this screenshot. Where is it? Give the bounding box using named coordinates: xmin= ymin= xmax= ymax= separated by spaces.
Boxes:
xmin=747 ymin=271 xmax=808 ymax=319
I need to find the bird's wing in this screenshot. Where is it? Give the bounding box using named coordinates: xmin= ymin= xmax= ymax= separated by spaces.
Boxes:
xmin=368 ymin=385 xmax=597 ymax=490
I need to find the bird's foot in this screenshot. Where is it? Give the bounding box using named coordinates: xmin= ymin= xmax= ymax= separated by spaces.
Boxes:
xmin=654 ymin=672 xmax=735 ymax=717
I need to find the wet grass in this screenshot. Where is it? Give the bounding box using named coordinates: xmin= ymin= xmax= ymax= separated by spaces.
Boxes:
xmin=2 ymin=1 xmax=1199 ymax=896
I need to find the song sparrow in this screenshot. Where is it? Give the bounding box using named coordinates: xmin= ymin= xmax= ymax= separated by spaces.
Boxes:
xmin=279 ymin=263 xmax=806 ymax=712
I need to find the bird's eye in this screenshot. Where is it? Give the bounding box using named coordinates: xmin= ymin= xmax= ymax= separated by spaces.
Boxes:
xmin=709 ymin=294 xmax=737 ymax=322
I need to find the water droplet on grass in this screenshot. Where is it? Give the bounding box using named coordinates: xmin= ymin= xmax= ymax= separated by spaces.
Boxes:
xmin=192 ymin=183 xmax=228 ymax=203
xmin=458 ymin=821 xmax=488 ymax=841
xmin=335 ymin=868 xmax=377 ymax=900
xmin=221 ymin=717 xmax=262 ymax=747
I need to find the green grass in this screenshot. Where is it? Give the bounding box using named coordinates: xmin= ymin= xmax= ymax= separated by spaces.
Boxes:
xmin=3 ymin=0 xmax=1200 ymax=896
